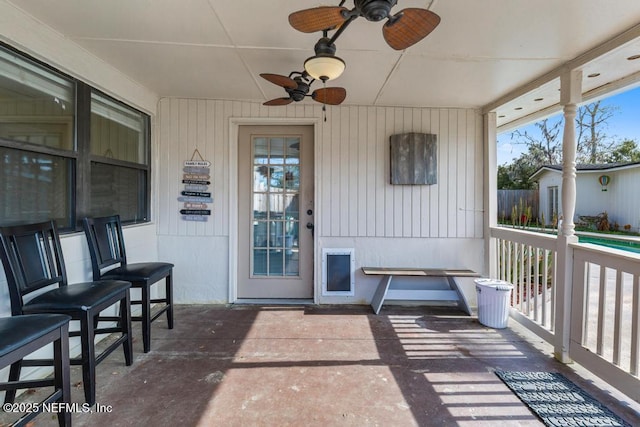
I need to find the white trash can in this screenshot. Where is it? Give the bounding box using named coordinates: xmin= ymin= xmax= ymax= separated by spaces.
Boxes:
xmin=474 ymin=279 xmax=513 ymax=329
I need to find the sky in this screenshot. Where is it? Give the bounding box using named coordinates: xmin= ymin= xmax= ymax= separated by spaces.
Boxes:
xmin=497 ymin=86 xmax=640 ymax=165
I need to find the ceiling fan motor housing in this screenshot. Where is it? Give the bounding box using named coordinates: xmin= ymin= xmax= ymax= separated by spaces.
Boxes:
xmin=355 ymin=0 xmax=397 ymax=21
xmin=287 ymin=79 xmax=310 ymax=101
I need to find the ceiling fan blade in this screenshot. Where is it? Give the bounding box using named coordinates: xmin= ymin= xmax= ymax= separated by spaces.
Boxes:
xmin=264 ymin=97 xmax=294 ymax=106
xmin=311 ymin=87 xmax=347 ymax=105
xmin=288 ymin=6 xmax=348 ymax=33
xmin=382 ymin=8 xmax=441 ymax=50
xmin=260 ymin=73 xmax=297 ymax=89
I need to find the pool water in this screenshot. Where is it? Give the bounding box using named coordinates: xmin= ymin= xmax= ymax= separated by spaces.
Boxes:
xmin=578 ymin=235 xmax=640 ymax=254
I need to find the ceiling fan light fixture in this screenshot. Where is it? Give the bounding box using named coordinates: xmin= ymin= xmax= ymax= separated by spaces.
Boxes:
xmin=304 ymin=54 xmax=345 ymax=81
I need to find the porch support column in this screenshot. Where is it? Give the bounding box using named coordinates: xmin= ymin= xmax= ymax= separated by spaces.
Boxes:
xmin=483 ymin=112 xmax=498 ymax=278
xmin=555 ymin=69 xmax=581 ymax=363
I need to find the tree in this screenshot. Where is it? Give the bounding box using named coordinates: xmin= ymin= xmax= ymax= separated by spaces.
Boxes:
xmin=509 ymin=117 xmax=563 ymax=166
xmin=497 ymin=165 xmax=514 ymax=189
xmin=498 ymin=146 xmax=544 ymax=189
xmin=604 ymin=139 xmax=640 ymax=163
xmin=576 ymin=101 xmax=617 ymax=163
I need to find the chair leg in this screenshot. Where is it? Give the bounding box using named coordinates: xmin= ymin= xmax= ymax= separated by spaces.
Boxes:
xmin=121 ymin=292 xmax=133 ymax=366
xmin=3 ymin=360 xmax=22 ymax=404
xmin=54 ymin=325 xmax=71 ymax=427
xmin=142 ymin=285 xmax=151 ymax=353
xmin=166 ymin=273 xmax=174 ymax=330
xmin=80 ymin=313 xmax=97 ymax=406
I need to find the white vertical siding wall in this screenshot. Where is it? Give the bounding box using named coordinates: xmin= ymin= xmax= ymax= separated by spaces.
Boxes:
xmin=158 ymin=99 xmax=483 ymax=239
xmin=609 ymin=168 xmax=640 ymax=231
xmin=576 ymin=171 xmax=612 ymax=221
xmin=157 ymin=98 xmax=485 ymax=303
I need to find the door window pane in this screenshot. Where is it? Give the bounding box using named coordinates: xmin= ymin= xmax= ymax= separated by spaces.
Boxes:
xmin=284 ymin=194 xmax=299 ymax=219
xmin=284 ymin=166 xmax=299 ymax=191
xmin=253 ymin=194 xmax=268 ymax=219
xmin=253 ymin=166 xmax=269 ymax=191
xmin=269 ymin=138 xmax=285 ymax=164
xmin=270 ymin=194 xmax=285 ymax=217
xmin=285 ymin=138 xmax=300 ymax=162
xmin=253 ymin=249 xmax=268 ymax=275
xmin=269 ymin=166 xmax=284 ymax=188
xmin=269 ymin=250 xmax=284 ymax=276
xmin=253 ymin=221 xmax=269 ymax=248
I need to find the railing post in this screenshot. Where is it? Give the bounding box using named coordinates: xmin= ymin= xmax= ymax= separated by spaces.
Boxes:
xmin=555 ymin=70 xmax=581 ymax=363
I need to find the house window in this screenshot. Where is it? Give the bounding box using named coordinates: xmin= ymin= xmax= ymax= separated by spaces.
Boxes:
xmin=0 ymin=46 xmax=76 ymax=228
xmin=548 ymin=186 xmax=559 ymax=221
xmin=0 ymin=44 xmax=150 ymax=230
xmin=89 ymin=91 xmax=149 ymax=221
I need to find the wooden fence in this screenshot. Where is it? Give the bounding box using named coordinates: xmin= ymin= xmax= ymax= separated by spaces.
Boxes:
xmin=498 ymin=189 xmax=539 ymax=223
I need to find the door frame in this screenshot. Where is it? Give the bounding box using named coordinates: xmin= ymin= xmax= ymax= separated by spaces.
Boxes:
xmin=228 ymin=117 xmax=320 ymax=303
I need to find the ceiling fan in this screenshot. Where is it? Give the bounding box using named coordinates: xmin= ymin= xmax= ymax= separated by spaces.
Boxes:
xmin=260 ymin=72 xmax=347 ymax=106
xmin=288 ymin=0 xmax=441 ymax=50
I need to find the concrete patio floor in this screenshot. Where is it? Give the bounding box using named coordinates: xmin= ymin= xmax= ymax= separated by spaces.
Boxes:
xmin=3 ymin=304 xmax=640 ymax=426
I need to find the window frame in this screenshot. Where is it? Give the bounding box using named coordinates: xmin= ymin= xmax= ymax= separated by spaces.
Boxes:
xmin=0 ymin=42 xmax=151 ymax=232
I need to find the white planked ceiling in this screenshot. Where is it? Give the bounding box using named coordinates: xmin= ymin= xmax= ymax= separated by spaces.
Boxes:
xmin=5 ymin=0 xmax=640 ymax=127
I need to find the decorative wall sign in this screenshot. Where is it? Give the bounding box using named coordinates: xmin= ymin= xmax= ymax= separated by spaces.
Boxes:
xmin=179 ymin=149 xmax=212 ymax=221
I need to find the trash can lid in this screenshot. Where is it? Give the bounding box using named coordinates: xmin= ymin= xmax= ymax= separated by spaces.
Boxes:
xmin=474 ymin=278 xmax=513 ymax=291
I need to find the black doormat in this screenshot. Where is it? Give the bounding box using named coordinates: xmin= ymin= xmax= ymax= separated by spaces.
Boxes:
xmin=495 ymin=371 xmax=632 ymax=427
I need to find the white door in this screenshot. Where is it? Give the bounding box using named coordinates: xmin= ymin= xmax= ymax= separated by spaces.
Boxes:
xmin=237 ymin=125 xmax=314 ymax=299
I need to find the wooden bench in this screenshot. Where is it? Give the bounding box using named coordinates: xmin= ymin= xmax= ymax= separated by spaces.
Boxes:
xmin=362 ymin=267 xmax=480 ymax=315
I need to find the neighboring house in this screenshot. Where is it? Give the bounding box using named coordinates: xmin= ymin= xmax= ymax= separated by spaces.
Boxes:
xmin=531 ymin=162 xmax=640 ymax=232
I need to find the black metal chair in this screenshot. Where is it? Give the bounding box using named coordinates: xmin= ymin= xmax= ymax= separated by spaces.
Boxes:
xmin=0 ymin=221 xmax=133 ymax=406
xmin=0 ymin=314 xmax=71 ymax=427
xmin=83 ymin=215 xmax=174 ymax=353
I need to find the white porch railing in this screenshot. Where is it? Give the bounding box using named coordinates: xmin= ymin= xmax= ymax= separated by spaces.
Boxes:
xmin=490 ymin=226 xmax=640 ymax=402
xmin=570 ymin=242 xmax=640 ymax=401
xmin=491 ymin=227 xmax=557 ymax=343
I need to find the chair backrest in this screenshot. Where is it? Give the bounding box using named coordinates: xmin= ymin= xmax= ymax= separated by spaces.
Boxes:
xmin=0 ymin=221 xmax=69 ymax=315
xmin=82 ymin=215 xmax=128 ymax=280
